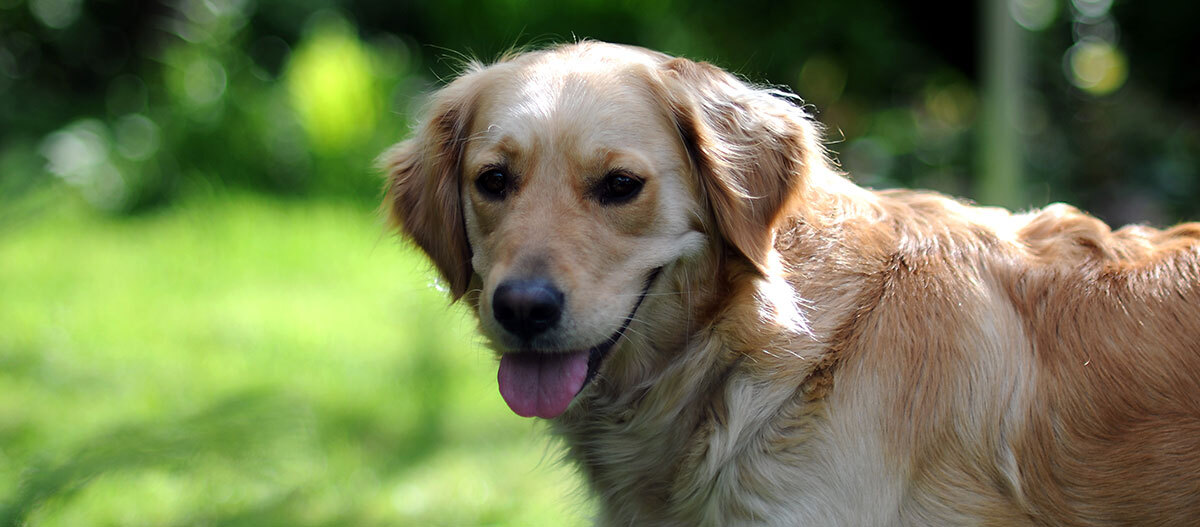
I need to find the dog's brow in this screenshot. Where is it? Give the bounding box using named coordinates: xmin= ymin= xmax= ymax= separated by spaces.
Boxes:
xmin=467 ymin=128 xmax=524 ymax=157
xmin=598 ymin=149 xmax=654 ymax=176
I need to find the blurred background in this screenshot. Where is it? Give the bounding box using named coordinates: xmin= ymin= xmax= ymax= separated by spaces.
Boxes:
xmin=0 ymin=0 xmax=1196 ymax=525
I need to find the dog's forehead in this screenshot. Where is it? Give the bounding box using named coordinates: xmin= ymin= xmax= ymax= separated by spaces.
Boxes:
xmin=469 ymin=59 xmax=671 ymax=155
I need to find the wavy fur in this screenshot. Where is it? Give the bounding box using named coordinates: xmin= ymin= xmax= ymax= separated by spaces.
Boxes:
xmin=384 ymin=41 xmax=1200 ymax=526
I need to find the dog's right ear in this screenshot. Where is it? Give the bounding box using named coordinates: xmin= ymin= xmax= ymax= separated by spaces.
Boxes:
xmin=382 ymin=81 xmax=478 ymax=301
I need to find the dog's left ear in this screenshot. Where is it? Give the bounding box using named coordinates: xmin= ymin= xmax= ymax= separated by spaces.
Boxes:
xmin=382 ymin=80 xmax=478 ymax=300
xmin=651 ymin=57 xmax=828 ymax=275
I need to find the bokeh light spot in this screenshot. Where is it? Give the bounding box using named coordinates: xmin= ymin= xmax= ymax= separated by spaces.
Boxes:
xmin=1073 ymin=17 xmax=1119 ymax=44
xmin=1010 ymin=0 xmax=1058 ymax=31
xmin=40 ymin=119 xmax=129 ymax=209
xmin=798 ymin=55 xmax=846 ymax=105
xmin=1071 ymin=0 xmax=1113 ymax=19
xmin=115 ymin=114 xmax=161 ymax=161
xmin=184 ymin=56 xmax=228 ymax=105
xmin=41 ymin=120 xmax=110 ymax=182
xmin=285 ymin=14 xmax=379 ymax=154
xmin=30 ymin=0 xmax=82 ymax=29
xmin=924 ymin=82 xmax=977 ymax=131
xmin=1065 ymin=38 xmax=1127 ymax=95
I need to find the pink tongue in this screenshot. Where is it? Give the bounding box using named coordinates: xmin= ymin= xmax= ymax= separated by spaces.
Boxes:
xmin=497 ymin=351 xmax=590 ymax=419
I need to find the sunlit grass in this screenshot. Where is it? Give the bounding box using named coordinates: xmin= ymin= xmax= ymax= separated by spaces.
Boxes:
xmin=0 ymin=192 xmax=591 ymax=526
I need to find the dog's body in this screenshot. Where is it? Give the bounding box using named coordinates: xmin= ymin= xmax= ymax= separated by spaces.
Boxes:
xmin=385 ymin=42 xmax=1200 ymax=526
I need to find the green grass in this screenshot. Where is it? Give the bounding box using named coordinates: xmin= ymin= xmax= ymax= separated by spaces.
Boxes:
xmin=0 ymin=193 xmax=591 ymax=526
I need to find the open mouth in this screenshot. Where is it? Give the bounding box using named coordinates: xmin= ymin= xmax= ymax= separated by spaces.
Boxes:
xmin=496 ymin=267 xmax=662 ymax=419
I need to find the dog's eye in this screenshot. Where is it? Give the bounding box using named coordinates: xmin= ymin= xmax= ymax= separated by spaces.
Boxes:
xmin=596 ymin=171 xmax=643 ymax=205
xmin=476 ymin=168 xmax=510 ymax=199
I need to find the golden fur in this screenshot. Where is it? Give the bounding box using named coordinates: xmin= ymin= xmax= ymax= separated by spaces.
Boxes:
xmin=384 ymin=42 xmax=1200 ymax=526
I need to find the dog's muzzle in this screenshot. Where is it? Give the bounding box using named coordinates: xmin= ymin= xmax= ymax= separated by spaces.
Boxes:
xmin=495 ymin=267 xmax=662 ymax=419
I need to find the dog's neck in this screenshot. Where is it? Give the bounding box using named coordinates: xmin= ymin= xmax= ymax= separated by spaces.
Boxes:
xmin=548 ymin=172 xmax=887 ymax=519
xmin=550 ymin=261 xmax=839 ymax=511
xmin=548 ymin=255 xmax=758 ymax=515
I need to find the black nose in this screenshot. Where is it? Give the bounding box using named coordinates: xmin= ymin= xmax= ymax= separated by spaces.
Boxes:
xmin=492 ymin=279 xmax=564 ymax=340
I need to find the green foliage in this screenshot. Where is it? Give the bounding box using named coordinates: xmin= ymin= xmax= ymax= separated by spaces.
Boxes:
xmin=2 ymin=0 xmax=1197 ymax=222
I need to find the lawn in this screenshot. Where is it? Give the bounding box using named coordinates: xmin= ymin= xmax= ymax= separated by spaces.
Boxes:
xmin=0 ymin=192 xmax=591 ymax=526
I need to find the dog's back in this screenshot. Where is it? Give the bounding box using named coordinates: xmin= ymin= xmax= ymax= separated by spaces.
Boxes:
xmin=999 ymin=207 xmax=1200 ymax=525
xmin=782 ymin=189 xmax=1200 ymax=525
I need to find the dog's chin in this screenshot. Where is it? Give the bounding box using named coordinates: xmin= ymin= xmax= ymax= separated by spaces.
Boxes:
xmin=494 ymin=267 xmax=662 ymax=420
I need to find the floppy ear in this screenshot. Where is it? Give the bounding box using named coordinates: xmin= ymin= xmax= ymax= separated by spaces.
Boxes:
xmin=382 ymin=83 xmax=478 ymax=300
xmin=653 ymin=57 xmax=828 ymax=274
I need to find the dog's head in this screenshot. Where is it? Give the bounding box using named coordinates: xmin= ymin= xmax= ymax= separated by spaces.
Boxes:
xmin=384 ymin=42 xmax=826 ymax=418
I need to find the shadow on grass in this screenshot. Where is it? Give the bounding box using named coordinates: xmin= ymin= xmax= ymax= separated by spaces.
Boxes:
xmin=167 ymin=489 xmax=371 ymax=527
xmin=0 ymin=391 xmax=309 ymax=526
xmin=393 ymin=312 xmax=454 ymax=471
xmin=318 ymin=309 xmax=456 ymax=478
xmin=0 ymin=321 xmax=461 ymax=525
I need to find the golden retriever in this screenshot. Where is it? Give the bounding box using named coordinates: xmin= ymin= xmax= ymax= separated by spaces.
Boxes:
xmin=383 ymin=41 xmax=1200 ymax=525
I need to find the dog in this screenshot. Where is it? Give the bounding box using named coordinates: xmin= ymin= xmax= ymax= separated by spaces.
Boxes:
xmin=382 ymin=41 xmax=1200 ymax=526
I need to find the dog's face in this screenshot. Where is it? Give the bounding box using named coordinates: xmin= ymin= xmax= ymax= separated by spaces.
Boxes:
xmin=458 ymin=49 xmax=709 ymax=418
xmin=385 ymin=43 xmax=822 ymax=419
xmin=459 ymin=50 xmax=703 ymax=355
